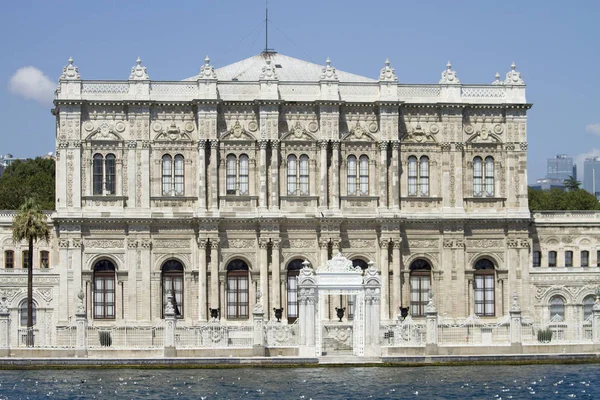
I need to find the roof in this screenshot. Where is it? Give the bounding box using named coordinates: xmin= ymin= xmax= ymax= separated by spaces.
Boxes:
xmin=184 ymin=52 xmax=375 ymax=83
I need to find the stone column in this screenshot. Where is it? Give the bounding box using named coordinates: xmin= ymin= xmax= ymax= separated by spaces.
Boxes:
xmin=75 ymin=290 xmax=88 ymax=355
xmin=259 ymin=238 xmax=270 ymax=311
xmin=379 ymin=141 xmax=389 ymax=209
xmin=390 ymin=141 xmax=400 ymax=210
xmin=198 ymin=240 xmax=208 ymax=322
xmin=198 ymin=141 xmax=207 ymax=211
xmin=364 ymin=288 xmax=381 ymax=356
xmin=139 ymin=239 xmax=152 ymax=321
xmin=252 ymin=304 xmax=265 ymax=356
xmin=425 ymin=293 xmax=438 ymax=355
xmin=379 ymin=239 xmax=390 ymax=320
xmin=509 ymin=293 xmax=523 ymax=352
xmin=331 ymin=141 xmax=340 ymax=210
xmin=164 ymin=293 xmax=177 ymax=357
xmin=209 ymin=140 xmax=219 ymax=210
xmin=258 ymin=140 xmax=268 ymax=210
xmin=270 ymin=140 xmax=280 ymax=210
xmin=209 ymin=238 xmax=220 ymax=318
xmin=318 ymin=140 xmax=328 ymax=209
xmin=0 ymin=298 xmax=9 ymax=356
xmin=319 ymin=238 xmax=329 ymax=319
xmin=593 ymin=295 xmax=600 ymax=344
xmin=271 ymin=239 xmax=281 ymax=315
xmin=392 ymin=239 xmax=402 ymax=317
xmin=298 ymin=286 xmax=317 ymax=357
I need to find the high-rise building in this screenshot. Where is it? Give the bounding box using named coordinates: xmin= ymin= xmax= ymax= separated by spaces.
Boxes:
xmin=584 ymin=157 xmax=600 ymax=198
xmin=546 ymin=154 xmax=575 ymax=182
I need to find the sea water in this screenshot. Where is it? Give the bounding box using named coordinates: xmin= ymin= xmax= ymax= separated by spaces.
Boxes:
xmin=0 ymin=363 xmax=597 ymax=399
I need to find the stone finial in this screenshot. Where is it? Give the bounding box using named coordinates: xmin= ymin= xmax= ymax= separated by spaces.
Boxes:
xmin=259 ymin=57 xmax=278 ymax=80
xmin=492 ymin=72 xmax=503 ymax=85
xmin=199 ymin=55 xmax=217 ymax=79
xmin=59 ymin=56 xmax=81 ymax=80
xmin=165 ymin=291 xmax=175 ymax=315
xmin=439 ymin=60 xmax=460 ymax=84
xmin=76 ymin=289 xmax=86 ymax=314
xmin=379 ymin=58 xmax=398 ymax=82
xmin=254 ymin=290 xmax=264 ymax=313
xmin=425 ymin=290 xmax=436 ymax=313
xmin=510 ymin=292 xmax=521 ymax=312
xmin=320 ymin=57 xmax=338 ymax=81
xmin=129 ymin=57 xmax=149 ymax=80
xmin=504 ymin=62 xmax=525 ymax=85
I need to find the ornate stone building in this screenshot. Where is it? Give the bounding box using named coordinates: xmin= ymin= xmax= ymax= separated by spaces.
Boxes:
xmin=1 ymin=52 xmax=599 ymax=350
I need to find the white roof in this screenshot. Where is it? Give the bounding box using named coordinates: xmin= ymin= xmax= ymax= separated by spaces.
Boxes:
xmin=185 ymin=52 xmax=375 ymax=83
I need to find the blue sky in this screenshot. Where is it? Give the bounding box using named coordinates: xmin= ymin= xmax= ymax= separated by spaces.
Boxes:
xmin=1 ymin=0 xmax=599 ymax=183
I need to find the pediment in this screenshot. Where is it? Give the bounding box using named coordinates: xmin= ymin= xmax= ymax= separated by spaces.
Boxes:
xmin=153 ymin=122 xmax=192 ymax=141
xmin=84 ymin=121 xmax=125 ymax=142
xmin=281 ymin=122 xmax=317 ymax=142
xmin=466 ymin=128 xmax=500 ymax=144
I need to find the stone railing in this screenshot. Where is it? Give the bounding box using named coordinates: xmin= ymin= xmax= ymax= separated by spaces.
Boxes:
xmin=533 ymin=211 xmax=600 ymax=223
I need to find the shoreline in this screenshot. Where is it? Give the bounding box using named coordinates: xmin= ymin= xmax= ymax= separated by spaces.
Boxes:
xmin=0 ymin=353 xmax=599 ymax=369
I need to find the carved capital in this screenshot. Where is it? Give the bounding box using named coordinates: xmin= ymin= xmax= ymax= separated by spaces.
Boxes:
xmin=378 ymin=141 xmax=388 ymax=151
xmin=318 ymin=140 xmax=328 ymax=149
xmin=209 ymin=139 xmax=219 ymax=150
xmin=258 ymin=139 xmax=269 ymax=150
xmin=331 ymin=140 xmax=340 ymax=150
xmin=391 ymin=140 xmax=400 ymax=150
xmin=259 ymin=238 xmax=270 ymax=249
xmin=197 ymin=140 xmax=207 ymax=150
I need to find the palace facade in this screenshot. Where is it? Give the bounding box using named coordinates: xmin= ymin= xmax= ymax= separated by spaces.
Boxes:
xmin=0 ymin=52 xmax=599 ymax=352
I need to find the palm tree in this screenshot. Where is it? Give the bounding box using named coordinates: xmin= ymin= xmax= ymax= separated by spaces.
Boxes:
xmin=564 ymin=176 xmax=581 ymax=191
xmin=12 ymin=199 xmax=50 ymax=347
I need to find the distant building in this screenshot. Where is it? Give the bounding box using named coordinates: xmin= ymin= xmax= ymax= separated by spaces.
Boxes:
xmin=529 ymin=177 xmax=566 ymax=191
xmin=546 ymin=154 xmax=576 ymax=182
xmin=584 ymin=157 xmax=600 ymax=198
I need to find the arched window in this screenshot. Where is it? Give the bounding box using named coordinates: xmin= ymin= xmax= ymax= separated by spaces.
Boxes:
xmin=4 ymin=250 xmax=13 ymax=269
xmin=19 ymin=300 xmax=36 ymax=327
xmin=287 ymin=259 xmax=305 ymax=323
xmin=174 ymin=154 xmax=185 ymax=195
xmin=532 ymin=251 xmax=541 ymax=267
xmin=565 ymin=251 xmax=573 ymax=267
xmin=348 ymin=259 xmax=370 ymax=319
xmin=549 ymin=296 xmax=565 ymax=320
xmin=226 ymin=154 xmax=237 ymax=195
xmin=347 ymin=155 xmax=357 ymax=195
xmin=287 ymin=155 xmax=297 ymax=195
xmin=299 ymin=155 xmax=309 ymax=195
xmin=548 ymin=251 xmax=557 ymax=267
xmin=162 ymin=260 xmax=184 ymax=318
xmin=227 ymin=260 xmax=249 ymax=319
xmin=410 ymin=259 xmax=432 ymax=317
xmin=162 ymin=155 xmax=172 ymax=195
xmin=40 ymin=251 xmax=49 ymax=268
xmin=419 ymin=156 xmax=429 ymax=196
xmin=239 ymin=154 xmax=249 ymax=195
xmin=93 ymin=260 xmax=116 ymax=319
xmin=93 ymin=154 xmax=104 ymax=195
xmin=474 ymin=258 xmax=495 ymax=317
xmin=408 ymin=156 xmax=418 ymax=196
xmin=359 ymin=155 xmax=369 ymax=195
xmin=22 ymin=250 xmax=29 ymax=269
xmin=485 ymin=156 xmax=494 ymax=196
xmin=473 ymin=156 xmax=483 ymax=196
xmin=581 ymin=250 xmax=589 ymax=267
xmin=584 ymin=295 xmax=595 ymax=320
xmin=105 ymin=154 xmax=116 ymax=195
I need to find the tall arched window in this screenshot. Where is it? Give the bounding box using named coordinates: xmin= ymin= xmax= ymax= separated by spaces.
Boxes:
xmin=239 ymin=154 xmax=249 ymax=195
xmin=485 ymin=156 xmax=494 ymax=196
xmin=548 ymin=251 xmax=557 ymax=267
xmin=286 ymin=259 xmax=305 ymax=323
xmin=581 ymin=250 xmax=589 ymax=267
xmin=162 ymin=154 xmax=185 ymax=196
xmin=584 ymin=295 xmax=595 ymax=320
xmin=4 ymin=250 xmax=13 ymax=269
xmin=19 ymin=300 xmax=36 ymax=327
xmin=410 ymin=259 xmax=432 ymax=317
xmin=227 ymin=260 xmax=249 ymax=319
xmin=287 ymin=155 xmax=297 ymax=195
xmin=162 ymin=155 xmax=172 ymax=195
xmin=408 ymin=156 xmax=417 ymax=195
xmin=174 ymin=154 xmax=185 ymax=195
xmin=226 ymin=154 xmax=237 ymax=195
xmin=565 ymin=251 xmax=573 ymax=267
xmin=162 ymin=260 xmax=184 ymax=318
xmin=359 ymin=155 xmax=369 ymax=195
xmin=549 ymin=296 xmax=565 ymax=320
xmin=40 ymin=251 xmax=49 ymax=268
xmin=347 ymin=155 xmax=357 ymax=195
xmin=474 ymin=258 xmax=495 ymax=317
xmin=419 ymin=156 xmax=429 ymax=196
xmin=473 ymin=156 xmax=483 ymax=196
xmin=93 ymin=260 xmax=116 ymax=319
xmin=93 ymin=153 xmax=116 ymax=195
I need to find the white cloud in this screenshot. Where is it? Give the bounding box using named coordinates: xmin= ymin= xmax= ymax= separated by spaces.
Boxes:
xmin=585 ymin=124 xmax=600 ymax=136
xmin=8 ymin=66 xmax=55 ymax=105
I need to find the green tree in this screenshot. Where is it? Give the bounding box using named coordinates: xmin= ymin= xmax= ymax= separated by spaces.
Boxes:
xmin=528 ymin=187 xmax=600 ymax=211
xmin=564 ymin=176 xmax=581 ymax=191
xmin=0 ymin=157 xmax=55 ymax=210
xmin=12 ymin=199 xmax=50 ymax=346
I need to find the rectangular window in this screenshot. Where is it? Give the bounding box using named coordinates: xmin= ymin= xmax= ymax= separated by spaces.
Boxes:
xmin=22 ymin=251 xmax=29 ymax=269
xmin=474 ymin=274 xmax=495 ymax=316
xmin=299 ymin=156 xmax=309 ymax=195
xmin=408 ymin=157 xmax=417 ymax=196
xmin=359 ymin=156 xmax=369 ymax=195
xmin=40 ymin=251 xmax=49 ymax=268
xmin=94 ymin=275 xmax=115 ymax=319
xmin=4 ymin=251 xmax=13 ymax=269
xmin=581 ymin=251 xmax=589 ymax=267
xmin=548 ymin=251 xmax=557 ymax=267
xmin=287 ymin=274 xmax=298 ymax=322
xmin=93 ymin=156 xmax=103 ymax=195
xmin=532 ymin=251 xmax=541 ymax=267
xmin=565 ymin=251 xmax=573 ymax=267
xmin=473 ymin=158 xmax=483 ymax=196
xmin=162 ymin=275 xmax=184 ymax=318
xmin=419 ymin=157 xmax=429 ymax=196
xmin=227 ymin=274 xmax=249 ymax=319
xmin=410 ymin=274 xmax=431 ymax=317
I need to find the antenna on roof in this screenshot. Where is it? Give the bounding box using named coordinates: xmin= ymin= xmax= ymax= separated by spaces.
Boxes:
xmin=263 ymin=0 xmax=275 ymax=55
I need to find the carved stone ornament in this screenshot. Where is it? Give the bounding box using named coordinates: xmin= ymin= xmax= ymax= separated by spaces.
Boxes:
xmin=510 ymin=292 xmax=521 ymax=312
xmin=291 ymin=121 xmax=305 ymax=139
xmin=320 ymin=58 xmax=338 ymax=81
xmin=155 ymin=122 xmax=191 ymax=141
xmin=504 ymin=62 xmax=525 ymax=85
xmin=199 ymin=55 xmax=217 ymax=79
xmin=76 ymin=289 xmax=86 ymax=314
xmin=319 ymin=253 xmax=362 ymax=273
xmin=351 ymin=121 xmax=365 ymax=139
xmin=464 ymin=124 xmax=474 ymax=135
xmin=379 ymin=58 xmax=398 ymax=82
xmin=60 ymin=57 xmax=81 ymax=80
xmin=129 ymin=57 xmax=149 ymax=80
xmin=405 ymin=123 xmax=433 ymax=143
xmin=0 ymin=297 xmax=8 ymax=314
xmin=247 ymin=119 xmax=258 ymax=132
xmin=308 ymin=120 xmax=319 ymax=133
xmin=439 ymin=61 xmax=460 ymax=84
xmin=492 ymin=72 xmax=502 ymax=85
xmin=230 ymin=121 xmax=245 ymax=138
xmin=259 ymin=57 xmax=278 ymax=80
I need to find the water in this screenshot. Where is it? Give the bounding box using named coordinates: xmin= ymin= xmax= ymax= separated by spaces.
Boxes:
xmin=0 ymin=364 xmax=598 ymax=399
